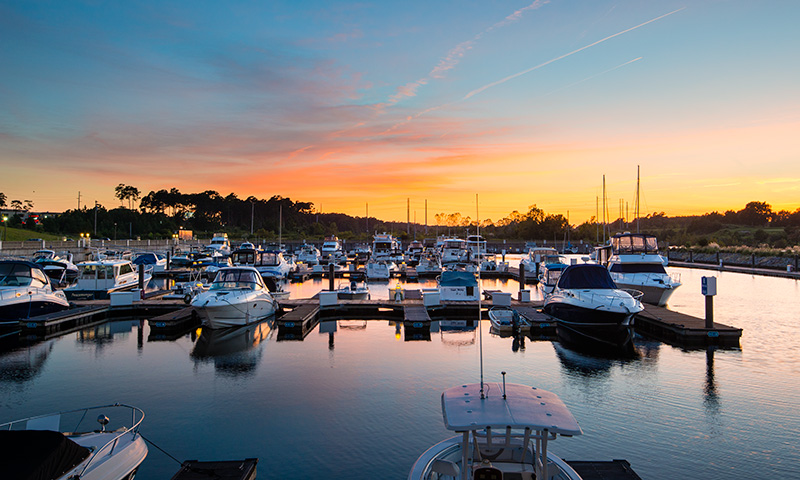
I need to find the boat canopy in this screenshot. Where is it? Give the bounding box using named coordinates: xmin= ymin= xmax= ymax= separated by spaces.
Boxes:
xmin=611 ymin=233 xmax=659 ymax=254
xmin=0 ymin=430 xmax=90 ymax=480
xmin=557 ymin=264 xmax=618 ymax=290
xmin=0 ymin=261 xmax=50 ymax=288
xmin=441 ymin=383 xmax=582 ymax=436
xmin=438 ymin=271 xmax=477 ymax=287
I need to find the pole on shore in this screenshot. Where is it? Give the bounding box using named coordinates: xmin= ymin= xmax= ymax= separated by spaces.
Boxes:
xmin=328 ymin=263 xmax=335 ymax=291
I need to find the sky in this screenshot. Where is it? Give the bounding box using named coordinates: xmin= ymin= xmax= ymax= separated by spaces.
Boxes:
xmin=2 ymin=0 xmax=799 ymax=225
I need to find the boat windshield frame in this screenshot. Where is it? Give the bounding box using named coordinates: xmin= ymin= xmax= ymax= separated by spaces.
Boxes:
xmin=210 ymin=268 xmax=264 ymax=290
xmin=612 ymin=233 xmax=659 ymax=254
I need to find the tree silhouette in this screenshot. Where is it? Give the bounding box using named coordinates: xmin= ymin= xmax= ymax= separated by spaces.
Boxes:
xmin=115 ymin=184 xmax=141 ymax=209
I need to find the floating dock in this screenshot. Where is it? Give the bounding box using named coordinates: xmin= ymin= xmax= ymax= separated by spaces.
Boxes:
xmin=635 ymin=304 xmax=741 ymax=348
xmin=170 ymin=458 xmax=258 ymax=480
xmin=565 ymin=460 xmax=642 ymax=480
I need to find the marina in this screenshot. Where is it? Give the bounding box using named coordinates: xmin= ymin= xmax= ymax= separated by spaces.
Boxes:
xmin=0 ymin=245 xmax=795 ymax=480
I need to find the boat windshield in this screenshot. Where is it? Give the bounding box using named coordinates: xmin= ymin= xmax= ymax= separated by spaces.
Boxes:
xmin=0 ymin=263 xmax=48 ymax=288
xmin=612 ymin=234 xmax=659 ymax=254
xmin=610 ymin=263 xmax=667 ymax=274
xmin=261 ymin=253 xmax=281 ymax=266
xmin=211 ymin=269 xmax=262 ymax=290
xmin=81 ymin=264 xmax=114 ymax=279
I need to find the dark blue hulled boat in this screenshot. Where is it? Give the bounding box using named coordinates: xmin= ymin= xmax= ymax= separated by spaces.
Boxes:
xmin=543 ymin=264 xmax=643 ymax=348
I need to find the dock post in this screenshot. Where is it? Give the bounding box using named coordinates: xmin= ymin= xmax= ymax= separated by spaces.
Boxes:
xmin=166 ymin=251 xmax=171 ymax=270
xmin=519 ymin=261 xmax=525 ymax=286
xmin=329 ymin=263 xmax=335 ymax=291
xmin=702 ymin=276 xmax=717 ymax=329
xmin=138 ymin=266 xmax=145 ymax=298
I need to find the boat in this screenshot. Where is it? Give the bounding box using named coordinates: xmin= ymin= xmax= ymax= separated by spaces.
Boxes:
xmin=488 ymin=306 xmax=529 ymax=333
xmin=349 ymin=244 xmax=372 ymax=263
xmin=131 ymin=251 xmax=167 ymax=273
xmin=0 ymin=260 xmax=70 ymax=326
xmin=543 ymin=263 xmax=643 ymax=347
xmin=0 ymin=403 xmax=147 ymax=480
xmin=404 ymin=240 xmax=424 ymax=265
xmin=64 ymin=259 xmax=151 ymax=300
xmin=256 ymin=250 xmax=293 ymax=279
xmin=320 ymin=236 xmax=345 ymax=263
xmin=437 ymin=270 xmax=479 ymax=302
xmin=465 ymin=234 xmax=486 ymax=258
xmin=440 ymin=237 xmax=468 ymax=265
xmin=415 ymin=250 xmax=443 ymax=276
xmin=371 ymin=233 xmax=403 ymax=263
xmin=408 ymin=381 xmax=584 ymax=480
xmin=191 ymin=266 xmax=278 ymax=329
xmin=231 ymin=243 xmax=261 ymax=266
xmin=604 ymin=232 xmax=681 ymax=306
xmin=520 ymin=246 xmax=561 ymax=277
xmin=208 ymin=232 xmax=232 ymax=256
xmin=296 ymin=243 xmax=321 ymax=265
xmin=35 ymin=252 xmax=79 ymax=287
xmin=337 ymin=280 xmax=370 ymax=300
xmin=365 ymin=259 xmax=395 ymax=280
xmin=538 ymin=262 xmax=569 ymax=295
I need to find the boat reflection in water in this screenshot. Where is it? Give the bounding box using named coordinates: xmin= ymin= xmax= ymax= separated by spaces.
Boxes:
xmin=190 ymin=319 xmax=274 ymax=376
xmin=553 ymin=341 xmax=641 ymax=379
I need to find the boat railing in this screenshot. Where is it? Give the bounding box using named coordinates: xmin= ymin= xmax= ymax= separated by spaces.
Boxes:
xmin=572 ymin=289 xmax=638 ymax=306
xmin=620 ymin=288 xmax=645 ymax=300
xmin=0 ymin=403 xmax=145 ymax=476
xmin=609 ymin=271 xmax=681 ymax=287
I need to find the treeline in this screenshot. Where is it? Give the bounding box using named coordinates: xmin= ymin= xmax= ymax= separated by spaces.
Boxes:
xmin=14 ymin=186 xmax=800 ymax=249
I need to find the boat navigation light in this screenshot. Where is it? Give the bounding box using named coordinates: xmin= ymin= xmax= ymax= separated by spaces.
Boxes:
xmin=97 ymin=414 xmax=110 ymax=431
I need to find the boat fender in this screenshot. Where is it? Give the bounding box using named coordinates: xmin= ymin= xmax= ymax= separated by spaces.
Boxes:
xmin=183 ymin=294 xmax=192 ymax=304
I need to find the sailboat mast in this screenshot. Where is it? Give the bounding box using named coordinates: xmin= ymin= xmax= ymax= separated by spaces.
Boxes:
xmin=636 ymin=165 xmax=640 ymax=233
xmin=477 ymin=193 xmax=484 ymax=399
xmin=602 ymin=175 xmax=606 ymax=243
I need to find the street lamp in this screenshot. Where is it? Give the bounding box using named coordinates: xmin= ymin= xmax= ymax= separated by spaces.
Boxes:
xmin=2 ymin=216 xmax=7 ymax=242
xmin=114 ymin=223 xmax=117 ymax=241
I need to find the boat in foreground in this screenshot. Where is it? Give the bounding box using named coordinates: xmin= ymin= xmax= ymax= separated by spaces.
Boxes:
xmin=0 ymin=403 xmax=147 ymax=480
xmin=409 ymin=382 xmax=583 ymax=480
xmin=543 ymin=264 xmax=643 ymax=347
xmin=191 ymin=266 xmax=278 ymax=329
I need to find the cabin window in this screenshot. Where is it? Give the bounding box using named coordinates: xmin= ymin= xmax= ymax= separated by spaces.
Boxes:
xmin=609 ymin=263 xmax=666 ymax=274
xmin=30 ymin=268 xmax=48 ymax=287
xmin=119 ymin=263 xmax=133 ymax=276
xmin=466 ymin=286 xmax=474 ymax=296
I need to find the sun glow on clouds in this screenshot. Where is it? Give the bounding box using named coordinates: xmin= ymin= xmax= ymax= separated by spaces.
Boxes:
xmin=2 ymin=1 xmax=799 ymax=223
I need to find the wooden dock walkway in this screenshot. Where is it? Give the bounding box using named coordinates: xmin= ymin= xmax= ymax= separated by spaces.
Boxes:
xmin=21 ymin=304 xmax=110 ymax=334
xmin=636 ymin=304 xmax=741 ymax=348
xmin=276 ymin=304 xmax=321 ymax=340
xmin=403 ymin=305 xmax=430 ymax=328
xmin=148 ymin=306 xmax=199 ymax=331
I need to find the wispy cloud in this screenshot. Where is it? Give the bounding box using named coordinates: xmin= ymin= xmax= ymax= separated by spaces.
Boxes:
xmin=464 ymin=8 xmax=686 ymax=100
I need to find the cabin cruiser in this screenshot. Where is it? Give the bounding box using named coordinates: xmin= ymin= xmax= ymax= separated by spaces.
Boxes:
xmin=465 ymin=234 xmax=486 ymax=257
xmin=604 ymin=232 xmax=681 ymax=306
xmin=538 ymin=262 xmax=569 ymax=295
xmin=131 ymin=252 xmax=167 ymax=273
xmin=35 ymin=252 xmax=79 ymax=287
xmin=191 ymin=266 xmax=278 ymax=329
xmin=416 ymin=251 xmax=443 ymax=276
xmin=349 ymin=244 xmax=372 ymax=263
xmin=296 ymin=243 xmax=321 ymax=265
xmin=371 ymin=233 xmax=403 ymax=263
xmin=320 ymin=235 xmax=345 ymax=263
xmin=0 ymin=261 xmax=70 ymax=325
xmin=256 ymin=250 xmax=293 ymax=279
xmin=337 ymin=280 xmax=370 ymax=300
xmin=208 ymin=232 xmax=231 ymax=256
xmin=440 ymin=237 xmax=468 ymax=265
xmin=543 ymin=264 xmax=643 ymax=347
xmin=437 ymin=270 xmax=479 ymax=302
xmin=520 ymin=246 xmax=562 ymax=277
xmin=64 ymin=259 xmax=151 ymax=300
xmin=408 ymin=382 xmax=583 ymax=480
xmin=365 ymin=259 xmax=395 ymax=280
xmin=0 ymin=403 xmax=147 ymax=480
xmin=404 ymin=240 xmax=424 ymax=265
xmin=231 ymin=243 xmax=261 ymax=266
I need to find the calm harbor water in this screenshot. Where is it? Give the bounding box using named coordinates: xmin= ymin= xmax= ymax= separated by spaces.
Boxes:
xmin=1 ymin=261 xmax=799 ymax=479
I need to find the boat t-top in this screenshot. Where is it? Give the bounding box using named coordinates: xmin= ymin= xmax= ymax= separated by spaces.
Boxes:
xmin=408 ymin=381 xmax=584 ymax=480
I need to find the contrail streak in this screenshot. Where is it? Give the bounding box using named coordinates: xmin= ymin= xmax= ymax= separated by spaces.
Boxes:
xmin=463 ymin=7 xmax=685 ymax=100
xmin=542 ymin=56 xmax=643 ymax=97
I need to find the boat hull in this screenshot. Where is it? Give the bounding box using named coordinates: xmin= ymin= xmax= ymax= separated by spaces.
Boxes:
xmin=612 ymin=280 xmax=676 ymax=306
xmin=0 ymin=295 xmax=70 ymax=322
xmin=193 ymin=292 xmax=277 ymax=329
xmin=544 ymin=298 xmax=637 ymax=347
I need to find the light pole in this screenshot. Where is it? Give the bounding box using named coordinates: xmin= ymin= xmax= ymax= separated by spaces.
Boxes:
xmin=2 ymin=216 xmax=6 ymax=241
xmin=114 ymin=223 xmax=117 ymax=241
xmin=250 ymin=200 xmax=254 ymax=235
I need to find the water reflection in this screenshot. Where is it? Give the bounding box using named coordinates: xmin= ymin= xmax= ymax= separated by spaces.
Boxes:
xmin=0 ymin=340 xmax=54 ymax=384
xmin=704 ymin=347 xmax=720 ymax=414
xmin=553 ymin=341 xmax=640 ymax=378
xmin=438 ymin=319 xmax=477 ymax=347
xmin=190 ymin=320 xmax=273 ymax=377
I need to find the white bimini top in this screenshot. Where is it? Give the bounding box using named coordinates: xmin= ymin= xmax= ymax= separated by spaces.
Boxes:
xmin=441 ymin=382 xmax=583 ymax=436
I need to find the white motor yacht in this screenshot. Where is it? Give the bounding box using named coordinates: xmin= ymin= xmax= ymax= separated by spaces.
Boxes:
xmin=0 ymin=260 xmax=70 ymax=326
xmin=208 ymin=232 xmax=232 ymax=256
xmin=256 ymin=250 xmax=293 ymax=279
xmin=408 ymin=382 xmax=583 ymax=480
xmin=543 ymin=263 xmax=643 ymax=347
xmin=64 ymin=259 xmax=151 ymax=300
xmin=35 ymin=252 xmax=79 ymax=287
xmin=0 ymin=404 xmax=147 ymax=480
xmin=296 ymin=243 xmax=321 ymax=265
xmin=605 ymin=232 xmax=681 ymax=306
xmin=520 ymin=246 xmax=562 ymax=277
xmin=191 ymin=266 xmax=278 ymax=329
xmin=365 ymin=259 xmax=395 ymax=280
xmin=371 ymin=233 xmax=403 ymax=263
xmin=440 ymin=237 xmax=468 ymax=265
xmin=320 ymin=235 xmax=345 ymax=263
xmin=415 ymin=251 xmax=443 ymax=276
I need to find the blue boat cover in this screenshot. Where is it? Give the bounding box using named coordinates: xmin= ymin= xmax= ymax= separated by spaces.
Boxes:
xmin=557 ymin=264 xmax=618 ymax=290
xmin=439 ymin=271 xmax=477 ymax=287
